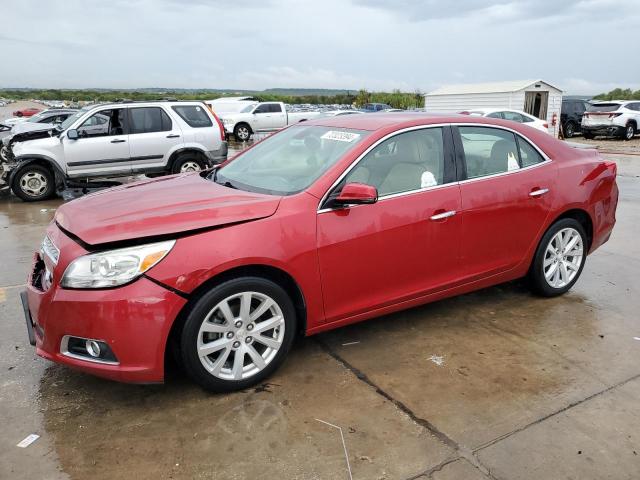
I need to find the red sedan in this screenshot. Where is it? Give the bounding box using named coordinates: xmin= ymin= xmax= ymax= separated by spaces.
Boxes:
xmin=22 ymin=114 xmax=618 ymax=391
xmin=13 ymin=107 xmax=42 ymax=117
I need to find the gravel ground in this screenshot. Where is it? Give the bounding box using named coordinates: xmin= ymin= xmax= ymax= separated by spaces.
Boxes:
xmin=562 ymin=134 xmax=640 ymax=154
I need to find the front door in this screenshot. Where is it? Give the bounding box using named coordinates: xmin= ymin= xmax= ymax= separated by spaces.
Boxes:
xmin=127 ymin=106 xmax=182 ymax=173
xmin=454 ymin=125 xmax=556 ymax=281
xmin=65 ymin=108 xmax=130 ymax=178
xmin=317 ymin=126 xmax=462 ymax=324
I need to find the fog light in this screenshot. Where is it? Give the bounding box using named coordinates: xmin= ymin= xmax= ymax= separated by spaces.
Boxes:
xmin=86 ymin=340 xmax=101 ymax=358
xmin=62 ymin=336 xmax=119 ymax=364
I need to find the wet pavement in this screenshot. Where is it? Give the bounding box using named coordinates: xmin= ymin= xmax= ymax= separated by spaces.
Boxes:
xmin=1 ymin=144 xmax=639 ymax=479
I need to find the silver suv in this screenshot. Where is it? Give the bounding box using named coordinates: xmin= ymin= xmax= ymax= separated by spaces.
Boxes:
xmin=1 ymin=101 xmax=227 ymax=201
xmin=581 ymin=100 xmax=640 ymax=140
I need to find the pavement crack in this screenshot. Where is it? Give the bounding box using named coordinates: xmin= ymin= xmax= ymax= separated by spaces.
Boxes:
xmin=315 ymin=337 xmax=459 ymax=450
xmin=473 ymin=371 xmax=640 ymax=454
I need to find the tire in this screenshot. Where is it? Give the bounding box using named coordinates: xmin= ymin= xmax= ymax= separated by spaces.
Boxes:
xmin=529 ymin=218 xmax=587 ymax=297
xmin=234 ymin=123 xmax=251 ymax=142
xmin=180 ymin=277 xmax=297 ymax=392
xmin=171 ymin=154 xmax=206 ymax=174
xmin=564 ymin=121 xmax=575 ymax=138
xmin=623 ymin=123 xmax=635 ymax=141
xmin=582 ymin=130 xmax=595 ymax=140
xmin=10 ymin=164 xmax=56 ymax=202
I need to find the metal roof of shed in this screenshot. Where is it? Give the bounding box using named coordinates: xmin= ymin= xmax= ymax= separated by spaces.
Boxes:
xmin=426 ymin=79 xmax=563 ymax=96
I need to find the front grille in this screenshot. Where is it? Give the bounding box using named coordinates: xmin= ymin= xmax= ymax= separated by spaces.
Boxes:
xmin=31 ymin=256 xmax=45 ymax=291
xmin=41 ymin=235 xmax=60 ymax=265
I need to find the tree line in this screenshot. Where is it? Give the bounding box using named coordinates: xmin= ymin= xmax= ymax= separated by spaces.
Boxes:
xmin=0 ymin=88 xmax=425 ymax=109
xmin=593 ymin=88 xmax=640 ymax=101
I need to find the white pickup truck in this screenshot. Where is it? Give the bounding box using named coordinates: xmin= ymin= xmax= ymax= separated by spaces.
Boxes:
xmin=219 ymin=102 xmax=321 ymax=141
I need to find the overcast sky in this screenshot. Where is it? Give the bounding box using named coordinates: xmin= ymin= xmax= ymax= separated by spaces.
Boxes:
xmin=2 ymin=0 xmax=639 ymax=94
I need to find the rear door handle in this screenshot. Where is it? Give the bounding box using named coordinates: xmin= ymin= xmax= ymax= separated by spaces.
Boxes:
xmin=110 ymin=139 xmax=126 ymax=143
xmin=529 ymin=188 xmax=549 ymax=197
xmin=430 ymin=210 xmax=457 ymax=221
xmin=166 ymin=134 xmax=180 ymax=138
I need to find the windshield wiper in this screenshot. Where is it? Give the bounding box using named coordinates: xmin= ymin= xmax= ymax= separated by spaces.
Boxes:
xmin=210 ymin=168 xmax=238 ymax=189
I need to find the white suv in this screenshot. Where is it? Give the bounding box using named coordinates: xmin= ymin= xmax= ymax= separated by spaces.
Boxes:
xmin=581 ymin=100 xmax=640 ymax=140
xmin=1 ymin=101 xmax=227 ymax=201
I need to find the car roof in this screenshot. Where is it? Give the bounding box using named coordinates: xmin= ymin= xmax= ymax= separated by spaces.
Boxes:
xmin=305 ymin=112 xmax=486 ymax=131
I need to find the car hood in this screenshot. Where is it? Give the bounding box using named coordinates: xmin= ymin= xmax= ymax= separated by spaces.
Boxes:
xmin=55 ymin=172 xmax=282 ymax=246
xmin=12 ymin=121 xmax=55 ymax=135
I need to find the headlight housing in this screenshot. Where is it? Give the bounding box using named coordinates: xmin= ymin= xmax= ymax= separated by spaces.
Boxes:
xmin=61 ymin=240 xmax=175 ymax=289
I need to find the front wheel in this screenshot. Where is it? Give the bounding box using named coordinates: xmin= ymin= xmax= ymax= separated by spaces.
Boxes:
xmin=233 ymin=124 xmax=251 ymax=142
xmin=10 ymin=164 xmax=56 ymax=202
xmin=564 ymin=122 xmax=575 ymax=138
xmin=180 ymin=277 xmax=297 ymax=392
xmin=529 ymin=219 xmax=587 ymax=297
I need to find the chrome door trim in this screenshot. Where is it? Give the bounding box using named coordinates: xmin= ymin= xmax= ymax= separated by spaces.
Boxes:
xmin=430 ymin=210 xmax=457 ymax=220
xmin=529 ymin=188 xmax=550 ymax=197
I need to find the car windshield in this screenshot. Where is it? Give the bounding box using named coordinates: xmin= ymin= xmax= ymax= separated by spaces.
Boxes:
xmin=588 ymin=103 xmax=620 ymax=112
xmin=240 ymin=104 xmax=257 ymax=113
xmin=27 ymin=112 xmax=49 ymax=123
xmin=59 ymin=108 xmax=90 ymax=130
xmin=213 ymin=125 xmax=370 ymax=195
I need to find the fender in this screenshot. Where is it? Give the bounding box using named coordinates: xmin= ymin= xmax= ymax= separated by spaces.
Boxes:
xmin=167 ymin=146 xmax=211 ymax=169
xmin=10 ymin=154 xmax=66 ymax=188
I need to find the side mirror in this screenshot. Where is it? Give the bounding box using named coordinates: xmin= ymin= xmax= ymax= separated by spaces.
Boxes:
xmin=335 ymin=183 xmax=378 ymax=206
xmin=67 ymin=129 xmax=79 ymax=140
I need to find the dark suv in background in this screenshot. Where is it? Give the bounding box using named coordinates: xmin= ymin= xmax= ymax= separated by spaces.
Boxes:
xmin=561 ymin=99 xmax=590 ymax=138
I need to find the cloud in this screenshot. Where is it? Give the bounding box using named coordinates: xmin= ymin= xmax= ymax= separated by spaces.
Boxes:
xmin=0 ymin=0 xmax=638 ymax=94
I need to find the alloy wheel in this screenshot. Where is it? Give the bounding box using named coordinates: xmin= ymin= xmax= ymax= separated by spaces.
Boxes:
xmin=180 ymin=161 xmax=201 ymax=172
xmin=236 ymin=126 xmax=250 ymax=141
xmin=626 ymin=125 xmax=634 ymax=140
xmin=20 ymin=172 xmax=48 ymax=197
xmin=542 ymin=227 xmax=584 ymax=289
xmin=196 ymin=291 xmax=285 ymax=380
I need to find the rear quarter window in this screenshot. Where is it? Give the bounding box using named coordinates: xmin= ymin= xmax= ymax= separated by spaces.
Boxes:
xmin=171 ymin=105 xmax=213 ymax=128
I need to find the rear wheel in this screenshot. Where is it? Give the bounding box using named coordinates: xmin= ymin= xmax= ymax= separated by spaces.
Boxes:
xmin=10 ymin=164 xmax=56 ymax=202
xmin=623 ymin=123 xmax=635 ymax=141
xmin=171 ymin=154 xmax=206 ymax=174
xmin=582 ymin=130 xmax=595 ymax=139
xmin=529 ymin=219 xmax=587 ymax=297
xmin=180 ymin=277 xmax=296 ymax=392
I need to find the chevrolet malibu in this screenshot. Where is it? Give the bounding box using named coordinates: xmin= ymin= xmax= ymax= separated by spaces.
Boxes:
xmin=22 ymin=114 xmax=619 ymax=392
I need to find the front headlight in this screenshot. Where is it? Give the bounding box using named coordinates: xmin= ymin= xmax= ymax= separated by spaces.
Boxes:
xmin=222 ymin=118 xmax=234 ymax=125
xmin=61 ymin=240 xmax=175 ymax=289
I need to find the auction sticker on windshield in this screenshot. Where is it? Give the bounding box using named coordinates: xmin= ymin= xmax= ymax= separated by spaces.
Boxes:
xmin=321 ymin=131 xmax=361 ymax=142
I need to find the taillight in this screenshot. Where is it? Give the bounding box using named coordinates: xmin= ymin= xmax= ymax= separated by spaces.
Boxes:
xmin=610 ymin=113 xmax=622 ymax=118
xmin=211 ymin=111 xmax=225 ymax=141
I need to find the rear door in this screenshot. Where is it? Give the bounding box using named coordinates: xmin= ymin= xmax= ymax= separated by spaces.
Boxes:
xmin=64 ymin=108 xmax=131 ymax=178
xmin=127 ymin=106 xmax=181 ymax=173
xmin=317 ymin=126 xmax=462 ymax=323
xmin=453 ymin=125 xmax=556 ymax=281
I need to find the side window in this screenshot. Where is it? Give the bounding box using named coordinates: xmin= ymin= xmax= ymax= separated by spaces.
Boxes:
xmin=487 ymin=112 xmax=503 ymax=119
xmin=77 ymin=109 xmax=125 ymax=138
xmin=502 ymin=111 xmax=525 ymax=123
xmin=458 ymin=127 xmax=520 ymax=179
xmin=171 ymin=105 xmax=212 ymax=128
xmin=129 ymin=107 xmax=172 ymax=134
xmin=518 ymin=137 xmax=545 ymax=167
xmin=254 ymin=104 xmax=269 ymax=114
xmin=269 ymin=104 xmax=282 ymax=113
xmin=342 ymin=128 xmax=446 ymax=197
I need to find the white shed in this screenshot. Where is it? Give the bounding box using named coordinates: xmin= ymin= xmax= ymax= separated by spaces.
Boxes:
xmin=424 ymin=79 xmax=563 ymax=136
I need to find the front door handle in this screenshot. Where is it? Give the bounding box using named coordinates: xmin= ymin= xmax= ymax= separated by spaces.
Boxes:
xmin=430 ymin=210 xmax=457 ymax=221
xmin=529 ymin=188 xmax=549 ymax=197
xmin=110 ymin=139 xmax=126 ymax=143
xmin=166 ymin=134 xmax=180 ymax=138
